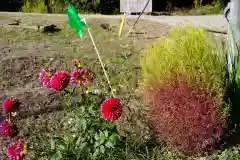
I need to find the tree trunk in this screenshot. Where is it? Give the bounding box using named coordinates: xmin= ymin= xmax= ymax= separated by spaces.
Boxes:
xmin=44 ymin=0 xmax=52 ymax=13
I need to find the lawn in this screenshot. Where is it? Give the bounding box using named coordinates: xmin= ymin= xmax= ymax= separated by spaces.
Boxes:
xmin=0 ymin=13 xmax=240 ymax=160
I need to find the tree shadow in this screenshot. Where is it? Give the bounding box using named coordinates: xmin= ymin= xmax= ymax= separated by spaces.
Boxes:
xmin=41 ymin=24 xmax=61 ymax=34
xmin=216 ymin=81 xmax=240 ymax=150
xmin=227 ymin=82 xmax=240 ymax=126
xmin=0 ymin=1 xmax=23 ymax=12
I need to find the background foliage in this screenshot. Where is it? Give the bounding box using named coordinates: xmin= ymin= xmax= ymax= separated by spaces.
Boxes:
xmin=0 ymin=0 xmax=230 ymax=14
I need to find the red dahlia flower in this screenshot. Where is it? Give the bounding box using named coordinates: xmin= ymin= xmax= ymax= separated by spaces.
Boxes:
xmin=39 ymin=68 xmax=56 ymax=88
xmin=71 ymin=69 xmax=93 ymax=86
xmin=2 ymin=98 xmax=20 ymax=113
xmin=7 ymin=139 xmax=27 ymax=160
xmin=0 ymin=120 xmax=13 ymax=137
xmin=101 ymin=98 xmax=123 ymax=121
xmin=50 ymin=71 xmax=70 ymax=91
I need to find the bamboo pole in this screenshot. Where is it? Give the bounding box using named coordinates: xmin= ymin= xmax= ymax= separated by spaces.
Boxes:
xmin=119 ymin=12 xmax=126 ymax=37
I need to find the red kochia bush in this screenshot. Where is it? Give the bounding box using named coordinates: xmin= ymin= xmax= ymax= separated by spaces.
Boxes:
xmin=146 ymin=78 xmax=227 ymax=154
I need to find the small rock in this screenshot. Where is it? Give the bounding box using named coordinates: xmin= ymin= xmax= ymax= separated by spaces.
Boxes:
xmin=8 ymin=19 xmax=21 ymax=25
xmin=100 ymin=23 xmax=110 ymax=30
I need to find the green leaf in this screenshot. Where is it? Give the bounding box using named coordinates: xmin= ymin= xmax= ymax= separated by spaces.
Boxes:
xmin=75 ymin=136 xmax=81 ymax=147
xmin=80 ymin=142 xmax=87 ymax=150
xmin=105 ymin=141 xmax=114 ymax=149
xmin=236 ymin=60 xmax=240 ymax=87
xmin=109 ymin=133 xmax=120 ymax=145
xmin=57 ymin=144 xmax=66 ymax=151
xmin=90 ymin=137 xmax=94 ymax=144
xmin=100 ymin=136 xmax=106 ymax=145
xmin=75 ymin=119 xmax=87 ymax=132
xmin=88 ymin=104 xmax=97 ymax=115
xmin=100 ymin=132 xmax=106 ymax=144
xmin=93 ymin=89 xmax=102 ymax=95
xmin=50 ymin=150 xmax=63 ymax=160
xmin=100 ymin=145 xmax=105 ymax=154
xmin=80 ymin=105 xmax=86 ymax=113
xmin=93 ymin=148 xmax=99 ymax=157
xmin=104 ymin=130 xmax=108 ymax=137
xmin=51 ymin=137 xmax=66 ymax=151
xmin=50 ymin=138 xmax=55 ymax=150
xmin=94 ymin=141 xmax=100 ymax=148
xmin=99 ymin=131 xmax=104 ymax=138
xmin=94 ymin=132 xmax=100 ymax=140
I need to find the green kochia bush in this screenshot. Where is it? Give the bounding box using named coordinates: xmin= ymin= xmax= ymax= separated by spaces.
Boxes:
xmin=140 ymin=25 xmax=229 ymax=154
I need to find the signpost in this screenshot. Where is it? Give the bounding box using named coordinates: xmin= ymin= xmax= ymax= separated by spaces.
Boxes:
xmin=120 ymin=0 xmax=152 ymax=13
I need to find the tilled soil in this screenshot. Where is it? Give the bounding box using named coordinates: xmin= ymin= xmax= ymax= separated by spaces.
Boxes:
xmin=0 ymin=14 xmax=171 ymax=159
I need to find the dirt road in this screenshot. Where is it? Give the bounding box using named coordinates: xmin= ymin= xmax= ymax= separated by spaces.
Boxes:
xmin=0 ymin=12 xmax=228 ymax=31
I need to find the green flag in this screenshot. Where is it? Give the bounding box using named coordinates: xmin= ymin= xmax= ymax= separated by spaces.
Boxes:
xmin=67 ymin=4 xmax=87 ymax=39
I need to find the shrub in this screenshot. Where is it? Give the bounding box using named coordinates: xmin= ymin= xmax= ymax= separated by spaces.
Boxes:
xmin=21 ymin=0 xmax=46 ymax=13
xmin=140 ymin=25 xmax=229 ymax=154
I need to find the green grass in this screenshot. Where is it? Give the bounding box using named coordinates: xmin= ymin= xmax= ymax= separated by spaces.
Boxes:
xmin=151 ymin=2 xmax=223 ymax=16
xmin=171 ymin=3 xmax=223 ymax=16
xmin=0 ymin=21 xmax=240 ymax=160
xmin=185 ymin=3 xmax=223 ymax=15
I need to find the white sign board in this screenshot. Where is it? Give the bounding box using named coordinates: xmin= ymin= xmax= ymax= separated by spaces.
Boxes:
xmin=120 ymin=0 xmax=152 ymax=13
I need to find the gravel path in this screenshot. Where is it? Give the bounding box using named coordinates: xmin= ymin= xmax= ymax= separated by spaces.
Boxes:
xmin=0 ymin=12 xmax=228 ymax=31
xmin=144 ymin=15 xmax=228 ymax=31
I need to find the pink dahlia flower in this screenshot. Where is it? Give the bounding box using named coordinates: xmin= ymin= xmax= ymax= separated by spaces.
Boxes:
xmin=7 ymin=139 xmax=26 ymax=160
xmin=50 ymin=71 xmax=70 ymax=91
xmin=2 ymin=98 xmax=20 ymax=113
xmin=39 ymin=68 xmax=56 ymax=88
xmin=71 ymin=69 xmax=93 ymax=86
xmin=0 ymin=120 xmax=14 ymax=137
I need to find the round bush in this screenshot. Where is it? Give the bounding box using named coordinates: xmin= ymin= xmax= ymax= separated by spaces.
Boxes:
xmin=140 ymin=25 xmax=229 ymax=154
